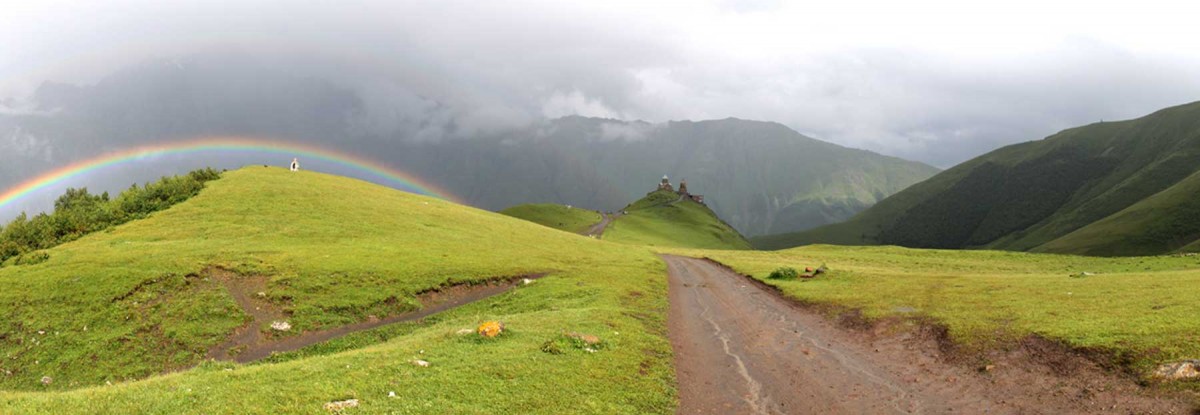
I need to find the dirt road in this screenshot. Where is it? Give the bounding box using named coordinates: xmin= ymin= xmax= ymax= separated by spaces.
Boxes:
xmin=664 ymin=255 xmax=1193 ymax=414
xmin=584 ymin=212 xmax=616 ymax=237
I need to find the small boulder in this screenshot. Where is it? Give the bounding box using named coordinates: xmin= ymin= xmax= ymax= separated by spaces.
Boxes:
xmin=1153 ymin=360 xmax=1200 ymax=380
xmin=567 ymin=332 xmax=602 ymax=346
xmin=477 ymin=321 xmax=504 ymax=338
xmin=40 ymin=376 xmax=52 ymax=385
xmin=323 ymin=399 xmax=359 ymax=412
xmin=270 ymin=321 xmax=292 ymax=331
xmin=412 ymin=359 xmax=431 ymax=367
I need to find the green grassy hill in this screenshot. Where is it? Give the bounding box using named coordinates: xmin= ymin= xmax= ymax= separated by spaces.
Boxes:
xmin=1035 ymin=169 xmax=1200 ymax=256
xmin=755 ymin=100 xmax=1200 ymax=255
xmin=604 ymin=190 xmax=751 ymax=250
xmin=0 ymin=167 xmax=675 ymax=414
xmin=499 ymin=203 xmax=602 ymax=234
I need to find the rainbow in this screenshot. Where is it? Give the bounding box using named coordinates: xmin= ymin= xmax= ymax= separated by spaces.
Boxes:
xmin=0 ymin=137 xmax=463 ymax=209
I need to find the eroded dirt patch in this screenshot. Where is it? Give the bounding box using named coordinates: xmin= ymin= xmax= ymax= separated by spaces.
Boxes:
xmin=207 ymin=269 xmax=544 ymax=363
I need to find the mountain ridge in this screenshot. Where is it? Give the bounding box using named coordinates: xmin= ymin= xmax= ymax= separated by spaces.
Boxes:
xmin=754 ymin=100 xmax=1200 ymax=255
xmin=0 ymin=60 xmax=939 ymax=236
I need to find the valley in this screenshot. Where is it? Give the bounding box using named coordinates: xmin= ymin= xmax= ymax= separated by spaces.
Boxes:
xmin=2 ymin=167 xmax=1199 ymax=413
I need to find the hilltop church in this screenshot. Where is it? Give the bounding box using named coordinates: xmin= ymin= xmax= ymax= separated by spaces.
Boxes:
xmin=655 ymin=175 xmax=704 ymax=204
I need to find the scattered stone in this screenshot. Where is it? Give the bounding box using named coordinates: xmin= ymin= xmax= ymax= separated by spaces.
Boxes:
xmin=323 ymin=399 xmax=359 ymax=412
xmin=37 ymin=330 xmax=45 ymax=335
xmin=1153 ymin=360 xmax=1200 ymax=380
xmin=388 ymin=391 xmax=396 ymax=398
xmin=982 ymin=364 xmax=996 ymax=372
xmin=567 ymin=332 xmax=602 ymax=346
xmin=270 ymin=321 xmax=292 ymax=331
xmin=1069 ymin=271 xmax=1095 ymax=278
xmin=521 ymin=278 xmax=533 ymax=285
xmin=412 ymin=359 xmax=431 ymax=367
xmin=40 ymin=376 xmax=51 ymax=385
xmin=455 ymin=328 xmax=474 ymax=335
xmin=477 ymin=321 xmax=504 ymax=338
xmin=255 ymin=291 xmax=267 ymax=298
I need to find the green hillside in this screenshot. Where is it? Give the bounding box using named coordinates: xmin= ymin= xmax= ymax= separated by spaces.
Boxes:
xmin=0 ymin=167 xmax=675 ymax=413
xmin=604 ymin=190 xmax=751 ymax=250
xmin=756 ymin=100 xmax=1200 ymax=255
xmin=499 ymin=203 xmax=602 ymax=234
xmin=1035 ymin=169 xmax=1200 ymax=256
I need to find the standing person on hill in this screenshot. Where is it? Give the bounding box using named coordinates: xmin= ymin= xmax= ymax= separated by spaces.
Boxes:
xmin=290 ymin=158 xmax=300 ymax=172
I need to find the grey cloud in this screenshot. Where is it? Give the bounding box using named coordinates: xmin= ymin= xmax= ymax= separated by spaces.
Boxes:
xmin=1 ymin=0 xmax=1200 ymax=223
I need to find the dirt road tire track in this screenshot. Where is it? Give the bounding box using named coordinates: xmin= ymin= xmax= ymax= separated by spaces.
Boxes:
xmin=664 ymin=255 xmax=1195 ymax=414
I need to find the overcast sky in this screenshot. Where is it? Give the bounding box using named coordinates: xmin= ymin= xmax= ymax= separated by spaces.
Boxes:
xmin=3 ymin=0 xmax=1200 ymax=168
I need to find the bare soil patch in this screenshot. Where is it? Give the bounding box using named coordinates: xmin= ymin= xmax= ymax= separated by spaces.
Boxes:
xmin=207 ymin=268 xmax=544 ymax=362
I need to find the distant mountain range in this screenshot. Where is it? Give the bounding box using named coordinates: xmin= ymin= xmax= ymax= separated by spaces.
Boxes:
xmin=0 ymin=58 xmax=938 ymax=236
xmin=397 ymin=116 xmax=939 ymax=236
xmin=756 ymin=100 xmax=1200 ymax=256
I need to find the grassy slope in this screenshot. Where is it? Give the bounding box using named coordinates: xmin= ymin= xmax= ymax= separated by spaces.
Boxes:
xmin=1036 ymin=169 xmax=1200 ymax=256
xmin=0 ymin=167 xmax=675 ymax=414
xmin=604 ymin=190 xmax=751 ymax=250
xmin=499 ymin=203 xmax=603 ymax=234
xmin=756 ymin=100 xmax=1200 ymax=254
xmin=668 ymin=245 xmax=1200 ymax=375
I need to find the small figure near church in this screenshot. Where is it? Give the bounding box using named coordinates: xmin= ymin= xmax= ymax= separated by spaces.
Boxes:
xmin=290 ymin=158 xmax=300 ymax=172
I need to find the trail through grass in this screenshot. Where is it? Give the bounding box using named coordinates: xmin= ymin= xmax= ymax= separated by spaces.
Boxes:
xmin=499 ymin=203 xmax=603 ymax=234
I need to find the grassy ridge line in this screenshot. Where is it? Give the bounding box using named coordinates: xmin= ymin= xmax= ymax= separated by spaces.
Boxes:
xmin=665 ymin=244 xmax=1200 ymax=375
xmin=0 ymin=167 xmax=676 ymax=414
xmin=603 ymin=190 xmax=751 ymax=250
xmin=499 ymin=203 xmax=603 ymax=234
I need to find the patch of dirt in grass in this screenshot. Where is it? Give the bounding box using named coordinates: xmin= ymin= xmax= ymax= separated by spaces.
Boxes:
xmin=207 ymin=268 xmax=546 ymax=362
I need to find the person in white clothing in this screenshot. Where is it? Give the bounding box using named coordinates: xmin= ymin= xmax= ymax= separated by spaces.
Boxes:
xmin=290 ymin=158 xmax=300 ymax=172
